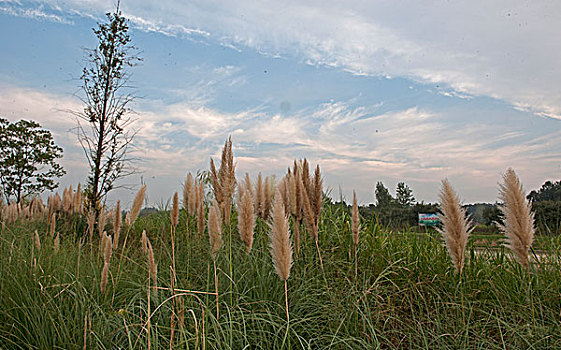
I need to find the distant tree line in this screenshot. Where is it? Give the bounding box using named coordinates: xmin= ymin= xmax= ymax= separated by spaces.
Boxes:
xmin=341 ymin=179 xmax=561 ymax=235
xmin=355 ymin=181 xmax=438 ymax=228
xmin=527 ymin=181 xmax=561 ymax=234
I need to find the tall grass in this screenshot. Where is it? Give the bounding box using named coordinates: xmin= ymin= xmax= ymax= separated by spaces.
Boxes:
xmin=1 ymin=197 xmax=560 ymax=349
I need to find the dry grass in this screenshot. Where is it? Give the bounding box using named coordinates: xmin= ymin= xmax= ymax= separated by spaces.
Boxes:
xmin=98 ymin=207 xmax=106 ymax=238
xmin=171 ymin=192 xmax=179 ymax=229
xmin=34 ymin=230 xmax=41 ymax=251
xmin=498 ymin=168 xmax=535 ymax=269
xmin=210 ymin=136 xmax=236 ymax=224
xmin=100 ymin=234 xmax=112 ymax=294
xmin=352 ymin=190 xmax=359 ymax=247
xmin=208 ymin=199 xmax=222 ymax=260
xmin=437 ymin=179 xmax=473 ymax=274
xmin=196 ymin=179 xmax=205 ymax=237
xmin=183 ymin=173 xmax=194 ymax=215
xmin=129 ymin=184 xmax=147 ymax=226
xmin=237 ymin=174 xmax=255 ymax=253
xmin=269 ymin=189 xmax=292 ymax=281
xmin=146 ymin=237 xmax=158 ymax=297
xmin=113 ymin=200 xmax=121 ymax=250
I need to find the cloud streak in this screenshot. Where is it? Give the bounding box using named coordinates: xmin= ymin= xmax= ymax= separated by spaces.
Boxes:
xmin=2 ymin=84 xmax=557 ymax=204
xmin=16 ymin=0 xmax=561 ymax=119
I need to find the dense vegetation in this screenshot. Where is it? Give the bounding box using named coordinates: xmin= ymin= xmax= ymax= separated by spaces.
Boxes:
xmin=1 ymin=197 xmax=560 ymax=349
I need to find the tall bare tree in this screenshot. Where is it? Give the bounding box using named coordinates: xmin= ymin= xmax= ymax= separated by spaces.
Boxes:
xmin=74 ymin=3 xmax=140 ymax=216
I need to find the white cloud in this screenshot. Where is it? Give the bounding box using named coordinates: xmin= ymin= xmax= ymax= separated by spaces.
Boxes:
xmin=0 ymin=3 xmax=73 ymax=24
xmin=24 ymin=0 xmax=561 ymax=119
xmin=1 ymin=82 xmax=559 ymax=205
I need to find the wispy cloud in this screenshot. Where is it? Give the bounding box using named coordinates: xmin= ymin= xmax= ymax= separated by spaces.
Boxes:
xmin=19 ymin=0 xmax=559 ymax=120
xmin=0 ymin=3 xmax=73 ymax=24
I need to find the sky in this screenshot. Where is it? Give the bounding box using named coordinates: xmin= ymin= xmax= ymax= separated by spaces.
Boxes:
xmin=0 ymin=0 xmax=560 ymax=207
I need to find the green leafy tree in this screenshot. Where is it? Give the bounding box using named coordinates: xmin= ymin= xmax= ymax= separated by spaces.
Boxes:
xmin=482 ymin=204 xmax=503 ymax=227
xmin=0 ymin=118 xmax=65 ymax=204
xmin=527 ymin=180 xmax=561 ymax=202
xmin=396 ymin=182 xmax=415 ymax=207
xmin=375 ymin=181 xmax=394 ymax=208
xmin=74 ymin=4 xmax=140 ymax=215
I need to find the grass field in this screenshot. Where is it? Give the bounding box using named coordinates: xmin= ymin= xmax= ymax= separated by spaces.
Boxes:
xmin=1 ymin=199 xmax=560 ymax=349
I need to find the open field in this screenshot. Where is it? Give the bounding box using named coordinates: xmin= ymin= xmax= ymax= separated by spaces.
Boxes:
xmin=1 ymin=199 xmax=560 ymax=349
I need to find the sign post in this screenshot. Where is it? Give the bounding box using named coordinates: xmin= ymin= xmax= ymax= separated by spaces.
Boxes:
xmin=418 ymin=213 xmax=440 ymax=227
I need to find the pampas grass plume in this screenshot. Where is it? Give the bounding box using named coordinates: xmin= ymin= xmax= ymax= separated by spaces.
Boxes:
xmin=498 ymin=168 xmax=535 ymax=269
xmin=49 ymin=213 xmax=56 ymax=238
xmin=197 ymin=180 xmax=205 ymax=237
xmin=98 ymin=207 xmax=106 ymax=238
xmin=171 ymin=192 xmax=179 ymax=228
xmin=183 ymin=173 xmax=194 ymax=215
xmin=352 ymin=190 xmax=360 ymax=247
xmin=53 ymin=232 xmax=60 ymax=253
xmin=141 ymin=230 xmax=148 ymax=254
xmin=208 ymin=199 xmax=222 ymax=260
xmin=129 ymin=184 xmax=147 ymax=226
xmin=146 ymin=239 xmax=158 ymax=296
xmin=269 ymin=189 xmax=293 ymax=281
xmin=34 ymin=230 xmax=41 ymax=251
xmin=100 ymin=234 xmax=112 ymax=294
xmin=237 ymin=182 xmax=255 ymax=253
xmin=437 ymin=179 xmax=473 ymax=274
xmin=113 ymin=200 xmax=121 ymax=250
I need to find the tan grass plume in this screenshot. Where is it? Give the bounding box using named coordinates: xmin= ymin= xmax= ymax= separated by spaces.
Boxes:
xmin=129 ymin=184 xmax=147 ymax=226
xmin=87 ymin=210 xmax=95 ymax=241
xmin=100 ymin=234 xmax=112 ymax=294
xmin=98 ymin=207 xmax=106 ymax=238
xmin=141 ymin=230 xmax=148 ymax=254
xmin=53 ymin=232 xmax=60 ymax=253
xmin=49 ymin=213 xmax=56 ymax=238
xmin=34 ymin=230 xmax=41 ymax=251
xmin=171 ymin=192 xmax=179 ymax=229
xmin=352 ymin=190 xmax=360 ymax=247
xmin=269 ymin=189 xmax=293 ymax=281
xmin=197 ymin=180 xmax=205 ymax=237
xmin=146 ymin=238 xmax=158 ymax=297
xmin=237 ymin=178 xmax=255 ymax=253
xmin=208 ymin=199 xmax=222 ymax=260
xmin=113 ymin=200 xmax=121 ymax=251
xmin=437 ymin=179 xmax=473 ymax=274
xmin=255 ymin=172 xmax=264 ymax=219
xmin=183 ymin=173 xmax=194 ymax=215
xmin=498 ymin=168 xmax=535 ymax=269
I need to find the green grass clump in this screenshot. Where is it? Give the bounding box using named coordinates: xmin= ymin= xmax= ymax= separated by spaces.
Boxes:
xmin=1 ymin=204 xmax=560 ymax=349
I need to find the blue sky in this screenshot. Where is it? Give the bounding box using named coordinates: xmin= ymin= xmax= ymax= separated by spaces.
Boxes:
xmin=1 ymin=0 xmax=560 ymax=207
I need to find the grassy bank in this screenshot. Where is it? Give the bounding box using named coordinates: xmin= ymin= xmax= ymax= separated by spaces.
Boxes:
xmin=1 ymin=204 xmax=560 ymax=349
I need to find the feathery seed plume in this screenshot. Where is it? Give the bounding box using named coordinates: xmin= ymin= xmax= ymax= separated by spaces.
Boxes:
xmin=437 ymin=179 xmax=473 ymax=274
xmin=129 ymin=184 xmax=146 ymax=226
xmin=269 ymin=189 xmax=293 ymax=281
xmin=141 ymin=230 xmax=148 ymax=254
xmin=208 ymin=199 xmax=222 ymax=260
xmin=34 ymin=230 xmax=41 ymax=251
xmin=312 ymin=165 xmax=323 ymax=226
xmin=100 ymin=235 xmax=112 ymax=294
xmin=113 ymin=200 xmax=121 ymax=250
xmin=147 ymin=239 xmax=158 ymax=297
xmin=183 ymin=173 xmax=194 ymax=215
xmin=352 ymin=190 xmax=360 ymax=247
xmin=237 ymin=180 xmax=255 ymax=252
xmin=171 ymin=192 xmax=179 ymax=229
xmin=49 ymin=213 xmax=56 ymax=238
xmin=53 ymin=232 xmax=60 ymax=253
xmin=197 ymin=180 xmax=205 ymax=237
xmin=255 ymin=172 xmax=264 ymax=218
xmin=498 ymin=168 xmax=535 ymax=269
xmin=87 ymin=210 xmax=95 ymax=241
